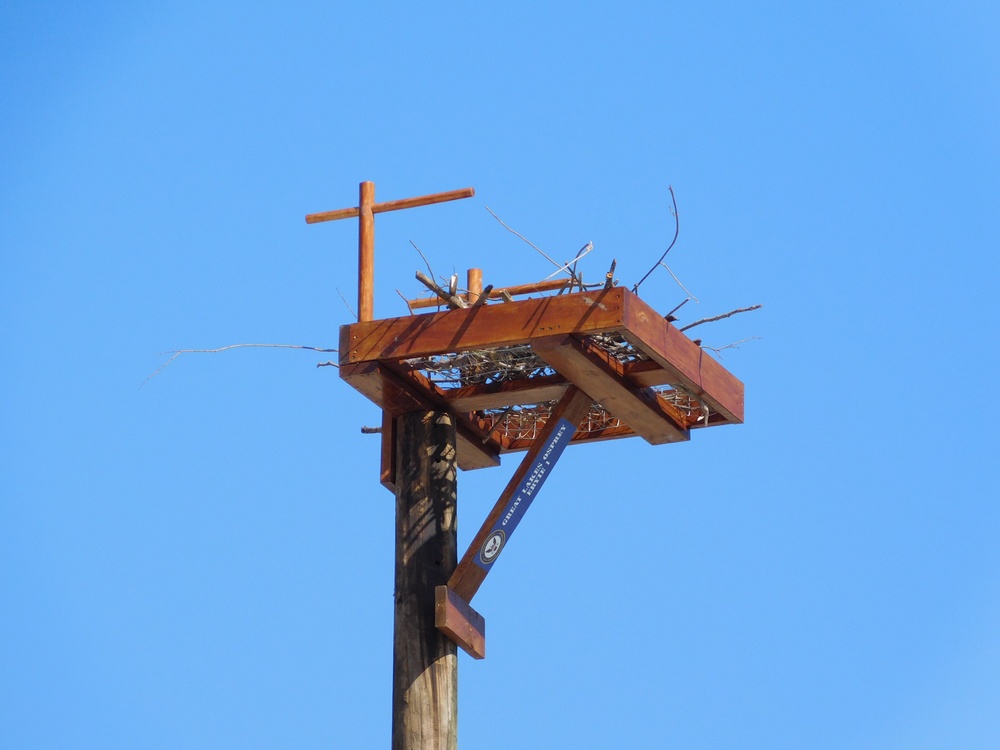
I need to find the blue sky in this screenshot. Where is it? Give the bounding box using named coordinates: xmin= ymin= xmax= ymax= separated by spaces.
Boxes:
xmin=2 ymin=2 xmax=998 ymax=748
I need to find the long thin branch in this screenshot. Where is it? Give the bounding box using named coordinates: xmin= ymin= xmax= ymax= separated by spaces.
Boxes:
xmin=679 ymin=304 xmax=763 ymax=332
xmin=142 ymin=343 xmax=339 ymax=388
xmin=664 ymin=297 xmax=691 ymax=321
xmin=543 ymin=241 xmax=593 ymax=281
xmin=659 ymin=262 xmax=699 ymax=303
xmin=336 ymin=287 xmax=357 ymax=321
xmin=485 ymin=205 xmax=571 ymax=277
xmin=701 ymin=337 xmax=761 ymax=357
xmin=632 ymin=185 xmax=679 ymax=294
xmin=409 ymin=240 xmax=435 ymax=279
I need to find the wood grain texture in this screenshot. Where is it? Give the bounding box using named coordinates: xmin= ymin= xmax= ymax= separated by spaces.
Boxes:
xmin=532 ymin=335 xmax=689 ymax=444
xmin=435 ymin=586 xmax=486 ymax=660
xmin=393 ymin=412 xmax=458 ymax=750
xmin=341 ymin=287 xmax=627 ymax=364
xmin=623 ymin=292 xmax=745 ymax=423
xmin=439 ymin=374 xmax=570 ymax=411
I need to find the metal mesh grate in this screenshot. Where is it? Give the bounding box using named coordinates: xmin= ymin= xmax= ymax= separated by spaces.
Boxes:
xmin=401 ymin=345 xmax=553 ymax=388
xmin=401 ymin=337 xmax=714 ymax=431
xmin=478 ymin=401 xmax=626 ymax=441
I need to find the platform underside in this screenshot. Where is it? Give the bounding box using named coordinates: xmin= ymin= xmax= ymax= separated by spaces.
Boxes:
xmin=339 ymin=287 xmax=744 ymax=489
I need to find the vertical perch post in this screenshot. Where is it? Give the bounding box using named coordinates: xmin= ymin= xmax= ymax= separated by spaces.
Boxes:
xmin=358 ymin=180 xmax=375 ymax=322
xmin=393 ymin=411 xmax=459 ymax=750
xmin=466 ymin=268 xmax=483 ymax=305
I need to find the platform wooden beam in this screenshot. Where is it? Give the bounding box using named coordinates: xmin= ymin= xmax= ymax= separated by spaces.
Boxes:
xmin=380 ymin=411 xmax=397 ymax=493
xmin=438 ymin=374 xmax=570 ymax=412
xmin=532 ymin=335 xmax=689 ymax=445
xmin=306 ymin=187 xmax=475 ymax=224
xmin=340 ymin=361 xmax=501 ymax=473
xmin=339 ymin=288 xmax=626 ymax=365
xmin=622 ymin=293 xmax=745 ymax=424
xmin=435 ymin=586 xmax=486 ymax=660
xmin=407 ymin=277 xmax=574 ymax=310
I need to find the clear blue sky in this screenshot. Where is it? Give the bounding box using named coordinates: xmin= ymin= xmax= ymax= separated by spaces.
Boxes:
xmin=3 ymin=2 xmax=998 ymax=748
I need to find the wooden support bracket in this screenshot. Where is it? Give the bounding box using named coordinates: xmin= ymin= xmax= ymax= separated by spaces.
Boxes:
xmin=340 ymin=360 xmax=501 ymax=475
xmin=532 ymin=334 xmax=690 ymax=445
xmin=435 ymin=586 xmax=486 ymax=660
xmin=449 ymin=386 xmax=593 ymax=603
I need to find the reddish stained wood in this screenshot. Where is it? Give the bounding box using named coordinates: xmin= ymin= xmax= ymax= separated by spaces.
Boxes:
xmin=448 ymin=386 xmax=593 ymax=603
xmin=393 ymin=412 xmax=458 ymax=747
xmin=439 ymin=374 xmax=570 ymax=411
xmin=435 ymin=586 xmax=486 ymax=660
xmin=358 ymin=181 xmax=375 ymax=322
xmin=407 ymin=278 xmax=574 ymax=310
xmin=340 ymin=287 xmax=627 ymax=365
xmin=466 ymin=268 xmax=482 ymax=305
xmin=623 ymin=293 xmax=745 ymax=424
xmin=305 ymin=186 xmax=475 ymax=224
xmin=339 ymin=361 xmax=500 ymax=472
xmin=380 ymin=411 xmax=397 ymax=493
xmin=532 ymin=335 xmax=689 ymax=445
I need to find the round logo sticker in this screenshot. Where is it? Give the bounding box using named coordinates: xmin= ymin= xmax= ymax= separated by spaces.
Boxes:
xmin=479 ymin=530 xmax=505 ymax=565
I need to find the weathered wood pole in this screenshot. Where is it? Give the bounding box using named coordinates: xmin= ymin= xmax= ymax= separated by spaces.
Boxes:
xmin=392 ymin=411 xmax=459 ymax=750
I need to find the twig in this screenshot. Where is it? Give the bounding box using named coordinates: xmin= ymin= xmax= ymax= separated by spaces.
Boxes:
xmin=660 ymin=263 xmax=699 ymax=303
xmin=604 ymin=258 xmax=617 ymax=290
xmin=485 ymin=205 xmax=570 ymax=277
xmin=142 ymin=343 xmax=339 ymax=388
xmin=679 ymin=304 xmax=763 ymax=332
xmin=415 ymin=271 xmax=468 ymax=309
xmin=317 ymin=361 xmax=339 ymax=368
xmin=472 ymin=284 xmax=493 ymax=307
xmin=336 ymin=287 xmax=357 ymax=321
xmin=395 ymin=289 xmax=417 ymax=314
xmin=700 ymin=337 xmax=761 ymax=357
xmin=664 ymin=298 xmax=691 ymax=321
xmin=543 ymin=242 xmax=593 ymax=281
xmin=360 ymin=426 xmax=383 ymax=434
xmin=632 ymin=185 xmax=679 ymax=295
xmin=409 ymin=240 xmax=435 ymax=280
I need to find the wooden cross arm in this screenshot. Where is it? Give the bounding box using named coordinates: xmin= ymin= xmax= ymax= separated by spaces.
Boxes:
xmin=305 ymin=187 xmax=476 ymax=224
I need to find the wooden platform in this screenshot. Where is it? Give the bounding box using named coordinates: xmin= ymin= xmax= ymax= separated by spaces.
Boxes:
xmin=339 ymin=286 xmax=744 ymax=490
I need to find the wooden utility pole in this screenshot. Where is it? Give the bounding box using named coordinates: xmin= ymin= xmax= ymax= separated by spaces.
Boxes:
xmin=309 ymin=180 xmax=747 ymax=747
xmin=392 ymin=411 xmax=459 ymax=750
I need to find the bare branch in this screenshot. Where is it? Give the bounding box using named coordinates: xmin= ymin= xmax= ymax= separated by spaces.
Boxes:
xmin=336 ymin=287 xmax=357 ymax=321
xmin=659 ymin=262 xmax=699 ymax=303
xmin=542 ymin=241 xmax=594 ymax=281
xmin=395 ymin=289 xmax=417 ymax=314
xmin=700 ymin=337 xmax=761 ymax=357
xmin=316 ymin=361 xmax=339 ymax=368
xmin=632 ymin=185 xmax=680 ymax=295
xmin=664 ymin=297 xmax=691 ymax=321
xmin=679 ymin=304 xmax=763 ymax=332
xmin=409 ymin=240 xmax=435 ymax=279
xmin=485 ymin=205 xmax=571 ymax=277
xmin=142 ymin=343 xmax=340 ymax=388
xmin=415 ymin=271 xmax=469 ymax=309
xmin=360 ymin=426 xmax=383 ymax=434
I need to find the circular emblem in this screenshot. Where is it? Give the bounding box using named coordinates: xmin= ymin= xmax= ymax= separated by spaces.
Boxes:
xmin=479 ymin=530 xmax=506 ymax=565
